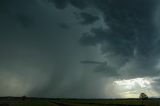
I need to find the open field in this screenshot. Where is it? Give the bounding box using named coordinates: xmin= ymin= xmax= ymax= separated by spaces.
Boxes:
xmin=0 ymin=97 xmax=160 ymax=106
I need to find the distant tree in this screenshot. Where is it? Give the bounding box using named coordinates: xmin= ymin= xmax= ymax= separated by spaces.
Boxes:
xmin=22 ymin=96 xmax=26 ymax=101
xmin=139 ymin=93 xmax=148 ymax=100
xmin=139 ymin=93 xmax=148 ymax=105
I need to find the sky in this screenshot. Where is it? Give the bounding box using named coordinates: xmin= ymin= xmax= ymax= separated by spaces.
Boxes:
xmin=1 ymin=0 xmax=160 ymax=98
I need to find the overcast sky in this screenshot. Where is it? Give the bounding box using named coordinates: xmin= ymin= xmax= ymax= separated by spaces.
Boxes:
xmin=1 ymin=0 xmax=160 ymax=98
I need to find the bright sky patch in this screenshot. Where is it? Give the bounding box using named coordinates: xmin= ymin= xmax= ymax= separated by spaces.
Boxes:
xmin=113 ymin=78 xmax=159 ymax=98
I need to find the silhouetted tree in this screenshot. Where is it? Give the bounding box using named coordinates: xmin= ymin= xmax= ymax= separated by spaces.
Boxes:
xmin=139 ymin=93 xmax=148 ymax=105
xmin=22 ymin=96 xmax=26 ymax=101
xmin=139 ymin=93 xmax=148 ymax=100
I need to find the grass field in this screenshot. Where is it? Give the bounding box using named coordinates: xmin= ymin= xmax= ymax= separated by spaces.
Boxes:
xmin=0 ymin=97 xmax=160 ymax=106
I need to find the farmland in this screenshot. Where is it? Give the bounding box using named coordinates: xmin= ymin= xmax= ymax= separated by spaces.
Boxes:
xmin=0 ymin=97 xmax=160 ymax=106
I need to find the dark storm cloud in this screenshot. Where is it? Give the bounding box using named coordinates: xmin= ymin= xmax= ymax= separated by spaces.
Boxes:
xmin=0 ymin=0 xmax=75 ymax=97
xmin=79 ymin=0 xmax=160 ymax=78
xmin=79 ymin=12 xmax=99 ymax=25
xmin=51 ymin=0 xmax=159 ymax=63
xmin=81 ymin=0 xmax=158 ymax=57
xmin=0 ymin=0 xmax=119 ymax=98
xmin=1 ymin=0 xmax=160 ymax=98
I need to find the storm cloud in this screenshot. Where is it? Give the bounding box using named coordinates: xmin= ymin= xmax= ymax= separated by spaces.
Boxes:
xmin=1 ymin=0 xmax=160 ymax=98
xmin=79 ymin=0 xmax=160 ymax=78
xmin=51 ymin=0 xmax=160 ymax=96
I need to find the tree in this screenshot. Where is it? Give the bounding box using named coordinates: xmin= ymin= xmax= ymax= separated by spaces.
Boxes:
xmin=139 ymin=93 xmax=148 ymax=105
xmin=139 ymin=93 xmax=148 ymax=100
xmin=22 ymin=95 xmax=27 ymax=101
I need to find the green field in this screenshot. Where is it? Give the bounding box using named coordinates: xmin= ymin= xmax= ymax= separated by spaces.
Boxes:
xmin=0 ymin=97 xmax=160 ymax=106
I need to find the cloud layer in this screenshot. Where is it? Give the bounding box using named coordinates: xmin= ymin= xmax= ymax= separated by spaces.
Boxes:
xmin=0 ymin=0 xmax=160 ymax=98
